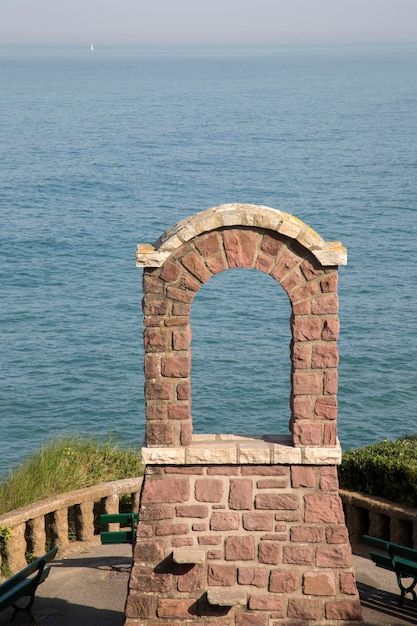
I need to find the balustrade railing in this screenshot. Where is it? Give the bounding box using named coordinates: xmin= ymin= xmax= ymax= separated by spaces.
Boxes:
xmin=0 ymin=476 xmax=143 ymax=576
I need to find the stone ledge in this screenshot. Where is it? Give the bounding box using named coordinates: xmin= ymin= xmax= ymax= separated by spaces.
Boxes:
xmin=172 ymin=547 xmax=206 ymax=564
xmin=207 ymin=587 xmax=247 ymax=607
xmin=142 ymin=435 xmax=342 ymax=466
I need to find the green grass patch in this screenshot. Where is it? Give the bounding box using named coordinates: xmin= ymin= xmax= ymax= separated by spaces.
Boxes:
xmin=0 ymin=436 xmax=144 ymax=515
xmin=338 ymin=435 xmax=417 ymax=507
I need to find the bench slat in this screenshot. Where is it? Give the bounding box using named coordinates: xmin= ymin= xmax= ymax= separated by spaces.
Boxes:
xmin=100 ymin=531 xmax=133 ymax=544
xmin=100 ymin=513 xmax=138 ymax=524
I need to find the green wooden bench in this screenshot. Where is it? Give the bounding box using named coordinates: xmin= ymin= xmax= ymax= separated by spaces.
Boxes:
xmin=100 ymin=513 xmax=138 ymax=545
xmin=363 ymin=534 xmax=417 ymax=606
xmin=0 ymin=547 xmax=58 ymax=623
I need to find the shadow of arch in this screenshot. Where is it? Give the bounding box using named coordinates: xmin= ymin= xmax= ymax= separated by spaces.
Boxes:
xmin=190 ymin=268 xmax=291 ymax=435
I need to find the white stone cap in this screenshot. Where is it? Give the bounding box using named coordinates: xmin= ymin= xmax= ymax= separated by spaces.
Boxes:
xmin=136 ymin=203 xmax=347 ymax=268
xmin=142 ymin=434 xmax=342 ymax=466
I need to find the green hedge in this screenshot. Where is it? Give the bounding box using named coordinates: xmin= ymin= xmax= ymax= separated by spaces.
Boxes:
xmin=338 ymin=436 xmax=417 ymax=507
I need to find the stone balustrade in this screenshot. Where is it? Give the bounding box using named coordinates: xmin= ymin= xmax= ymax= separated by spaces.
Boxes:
xmin=340 ymin=489 xmax=417 ymax=549
xmin=0 ymin=476 xmax=143 ymax=577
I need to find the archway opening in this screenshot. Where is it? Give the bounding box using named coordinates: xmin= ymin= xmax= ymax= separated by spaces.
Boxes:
xmin=190 ymin=268 xmax=292 ymax=436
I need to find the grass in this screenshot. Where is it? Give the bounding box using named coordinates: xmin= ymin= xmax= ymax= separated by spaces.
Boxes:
xmin=0 ymin=436 xmax=144 ymax=515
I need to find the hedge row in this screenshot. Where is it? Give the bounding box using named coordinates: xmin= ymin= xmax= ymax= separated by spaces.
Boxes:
xmin=338 ymin=436 xmax=417 ymax=507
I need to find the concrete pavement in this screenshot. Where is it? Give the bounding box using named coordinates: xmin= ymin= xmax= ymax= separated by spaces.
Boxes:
xmin=2 ymin=542 xmax=417 ymax=625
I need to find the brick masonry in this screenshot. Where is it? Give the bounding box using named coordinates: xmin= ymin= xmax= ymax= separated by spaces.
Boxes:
xmin=126 ymin=206 xmax=362 ymax=624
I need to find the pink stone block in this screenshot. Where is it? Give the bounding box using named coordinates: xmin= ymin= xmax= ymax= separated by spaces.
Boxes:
xmin=316 ymin=545 xmax=353 ymax=568
xmin=311 ymin=344 xmax=339 ymax=369
xmin=238 ymin=567 xmax=268 ymax=588
xmin=269 ymin=569 xmax=299 ymax=593
xmin=210 ymin=511 xmax=239 ymax=531
xmin=194 ymin=232 xmax=221 ymax=257
xmin=242 ymin=513 xmax=274 ymax=532
xmin=304 ymin=494 xmax=344 ymax=524
xmin=325 ymin=600 xmax=363 ymax=621
xmin=291 ymin=466 xmax=317 ymax=488
xmin=258 ymin=542 xmax=281 ymax=565
xmin=292 ymin=372 xmax=321 ymax=395
xmin=288 ymin=598 xmax=323 ymax=620
xmin=208 ymin=564 xmax=236 ymax=586
xmin=222 ymin=229 xmax=260 ymax=269
xmin=314 ymin=397 xmax=337 ymax=420
xmin=142 ymin=478 xmax=190 ymax=504
xmin=283 ymin=545 xmax=314 ymax=565
xmin=303 ymin=571 xmax=336 ymax=595
xmin=229 ymin=479 xmax=253 ymax=510
xmin=195 ymin=479 xmax=224 ymax=502
xmin=181 ymin=251 xmax=212 ymax=282
xmin=292 ymin=317 xmax=322 ymax=342
xmin=225 ymin=536 xmax=256 ymax=561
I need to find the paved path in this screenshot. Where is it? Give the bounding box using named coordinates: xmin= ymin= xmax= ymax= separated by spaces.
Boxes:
xmin=2 ymin=543 xmax=417 ymax=625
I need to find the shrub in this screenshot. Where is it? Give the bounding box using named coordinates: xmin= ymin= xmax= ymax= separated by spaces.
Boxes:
xmin=338 ymin=436 xmax=417 ymax=507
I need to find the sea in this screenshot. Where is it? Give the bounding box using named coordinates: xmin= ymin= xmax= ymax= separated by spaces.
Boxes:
xmin=1 ymin=41 xmax=417 ymax=478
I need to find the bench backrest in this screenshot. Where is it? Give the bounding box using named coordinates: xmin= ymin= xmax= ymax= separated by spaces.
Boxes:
xmin=0 ymin=547 xmax=58 ymax=596
xmin=363 ymin=535 xmax=417 ymax=563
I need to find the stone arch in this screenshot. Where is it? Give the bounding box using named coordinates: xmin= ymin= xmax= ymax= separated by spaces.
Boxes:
xmin=137 ymin=204 xmax=346 ymax=451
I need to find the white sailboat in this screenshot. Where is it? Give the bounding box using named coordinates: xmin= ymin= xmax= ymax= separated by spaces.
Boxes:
xmin=90 ymin=43 xmax=94 ymax=51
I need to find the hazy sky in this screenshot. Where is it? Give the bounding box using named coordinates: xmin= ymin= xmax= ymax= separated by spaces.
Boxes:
xmin=2 ymin=0 xmax=417 ymax=45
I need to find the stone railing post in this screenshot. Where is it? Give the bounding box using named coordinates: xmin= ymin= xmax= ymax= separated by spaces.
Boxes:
xmin=4 ymin=522 xmax=27 ymax=573
xmin=74 ymin=501 xmax=95 ymax=542
xmin=27 ymin=516 xmax=47 ymax=556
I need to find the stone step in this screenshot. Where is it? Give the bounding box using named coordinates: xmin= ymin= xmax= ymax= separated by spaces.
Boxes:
xmin=172 ymin=547 xmax=206 ymax=565
xmin=207 ymin=587 xmax=247 ymax=607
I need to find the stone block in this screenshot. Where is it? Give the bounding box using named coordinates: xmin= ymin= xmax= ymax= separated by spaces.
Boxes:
xmin=258 ymin=542 xmax=281 ymax=565
xmin=255 ymin=493 xmax=299 ymax=511
xmin=208 ymin=564 xmax=236 ymax=586
xmin=303 ymin=571 xmax=336 ymax=595
xmin=134 ymin=540 xmax=165 ymax=562
xmin=316 ymin=545 xmax=353 ymax=568
xmin=269 ymin=570 xmax=299 ymax=593
xmin=283 ymin=545 xmax=314 ymax=565
xmin=229 ymin=479 xmax=253 ymax=509
xmin=311 ymin=344 xmax=339 ymax=369
xmin=288 ymin=598 xmax=323 ymax=620
xmin=155 ymin=522 xmax=189 ymax=536
xmin=325 ymin=600 xmax=363 ymax=621
xmin=292 ymin=372 xmax=321 ymax=395
xmin=238 ymin=567 xmax=268 ymax=588
xmin=175 ymin=504 xmax=208 ymax=518
xmin=248 ymin=595 xmax=285 ymax=612
xmin=129 ymin=566 xmax=173 ymax=592
xmin=157 ymin=598 xmax=197 ymax=618
xmin=304 ymin=494 xmax=344 ymax=523
xmin=291 ymin=466 xmax=317 ymax=488
xmin=225 ymin=536 xmax=256 ymax=561
xmin=235 ymin=613 xmax=268 ymax=626
xmin=141 ymin=478 xmax=190 ymax=504
xmin=210 ymin=511 xmax=239 ymax=531
xmin=290 ymin=526 xmax=323 ymax=543
xmin=177 ymin=563 xmax=205 ymax=592
xmin=195 ymin=478 xmax=224 ymax=502
xmin=242 ymin=513 xmax=274 ymax=532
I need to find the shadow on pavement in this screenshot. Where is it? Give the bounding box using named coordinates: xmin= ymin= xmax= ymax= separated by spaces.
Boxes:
xmin=358 ymin=581 xmax=417 ymax=625
xmin=1 ymin=597 xmax=125 ymax=625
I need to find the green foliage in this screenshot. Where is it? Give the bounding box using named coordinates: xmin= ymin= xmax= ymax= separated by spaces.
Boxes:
xmin=338 ymin=436 xmax=417 ymax=507
xmin=0 ymin=436 xmax=144 ymax=515
xmin=0 ymin=525 xmax=13 ymax=578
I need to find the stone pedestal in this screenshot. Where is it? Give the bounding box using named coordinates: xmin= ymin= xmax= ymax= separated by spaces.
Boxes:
xmin=126 ymin=205 xmax=363 ymax=625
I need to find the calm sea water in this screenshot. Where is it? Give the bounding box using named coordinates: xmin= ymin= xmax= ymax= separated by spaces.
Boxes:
xmin=1 ymin=42 xmax=417 ymax=477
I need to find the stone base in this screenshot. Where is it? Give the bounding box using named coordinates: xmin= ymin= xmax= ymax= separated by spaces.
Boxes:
xmin=125 ymin=463 xmax=363 ymax=625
